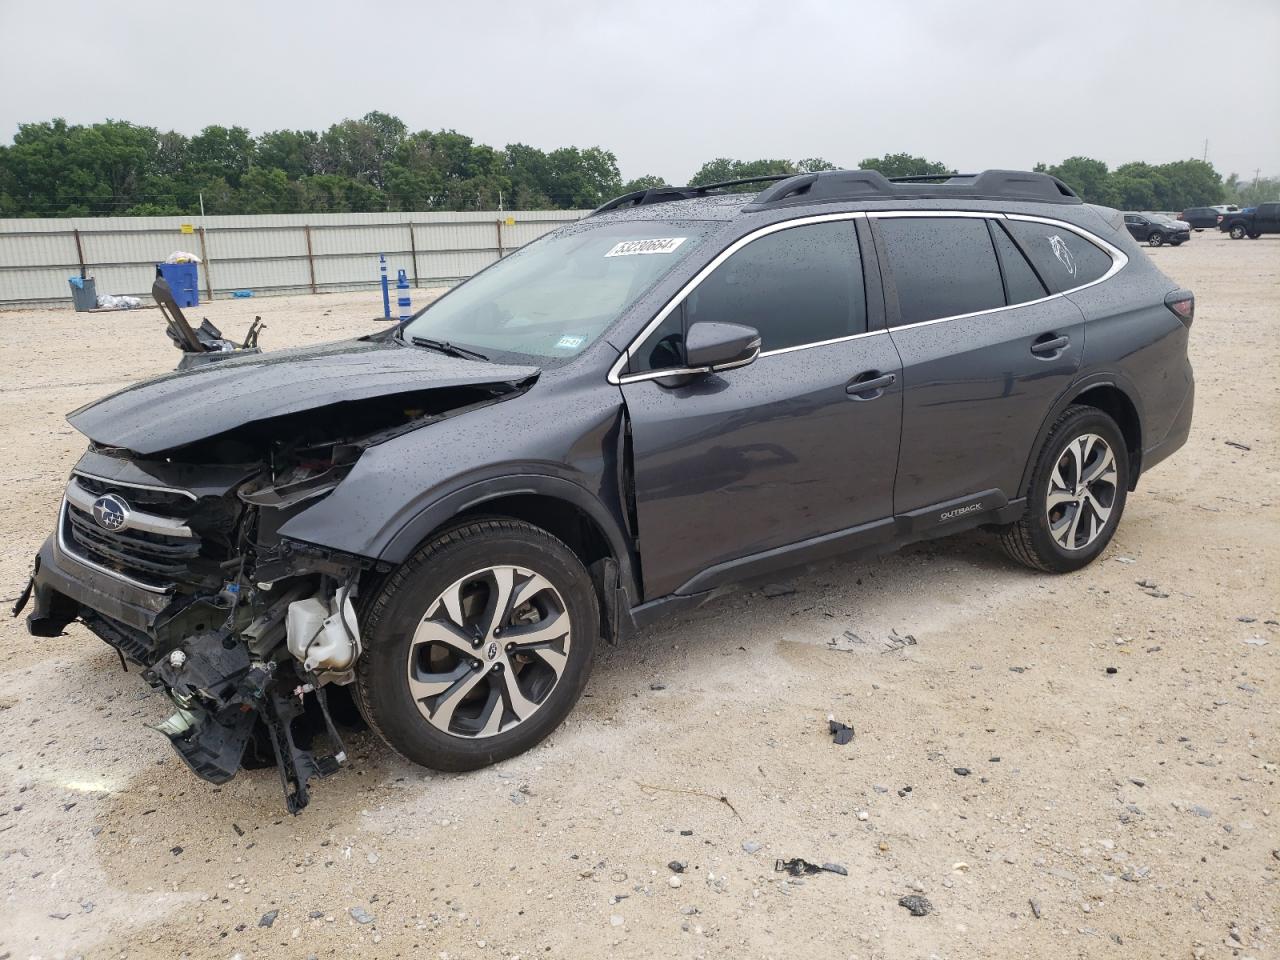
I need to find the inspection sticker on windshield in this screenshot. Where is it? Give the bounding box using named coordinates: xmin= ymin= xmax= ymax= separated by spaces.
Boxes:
xmin=604 ymin=237 xmax=687 ymax=257
xmin=555 ymin=334 xmax=586 ymax=350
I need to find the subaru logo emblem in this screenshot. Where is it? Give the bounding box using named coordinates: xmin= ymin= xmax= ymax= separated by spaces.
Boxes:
xmin=485 ymin=641 xmax=499 ymax=661
xmin=91 ymin=494 xmax=130 ymax=532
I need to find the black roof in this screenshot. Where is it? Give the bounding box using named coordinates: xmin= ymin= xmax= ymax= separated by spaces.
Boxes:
xmin=591 ymin=169 xmax=1080 ymax=217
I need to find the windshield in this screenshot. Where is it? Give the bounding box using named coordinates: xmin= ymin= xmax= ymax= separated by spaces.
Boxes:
xmin=402 ymin=220 xmax=711 ymax=363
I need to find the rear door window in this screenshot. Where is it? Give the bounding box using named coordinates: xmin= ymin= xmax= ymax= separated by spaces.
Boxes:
xmin=877 ymin=217 xmax=1005 ymax=326
xmin=1004 ymin=219 xmax=1114 ymax=292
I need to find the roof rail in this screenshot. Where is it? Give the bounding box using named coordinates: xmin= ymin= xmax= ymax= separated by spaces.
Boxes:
xmin=591 ymin=169 xmax=1081 ymax=217
xmin=744 ymin=169 xmax=1081 ymax=209
xmin=590 ymin=174 xmax=792 ymax=216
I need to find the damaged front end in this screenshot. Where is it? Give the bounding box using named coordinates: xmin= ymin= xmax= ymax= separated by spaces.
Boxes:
xmin=19 ymin=350 xmax=538 ymax=813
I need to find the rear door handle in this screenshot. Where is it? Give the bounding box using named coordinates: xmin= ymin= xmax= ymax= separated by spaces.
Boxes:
xmin=1030 ymin=334 xmax=1069 ymax=356
xmin=846 ymin=371 xmax=896 ymax=398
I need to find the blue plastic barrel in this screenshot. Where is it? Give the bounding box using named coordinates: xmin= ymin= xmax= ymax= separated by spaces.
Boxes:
xmin=157 ymin=262 xmax=200 ymax=307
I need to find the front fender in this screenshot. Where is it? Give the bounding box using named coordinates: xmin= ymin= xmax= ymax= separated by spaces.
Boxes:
xmin=276 ymin=375 xmax=637 ymax=594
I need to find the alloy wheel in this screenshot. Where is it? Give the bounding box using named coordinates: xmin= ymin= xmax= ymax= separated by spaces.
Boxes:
xmin=406 ymin=565 xmax=570 ymax=738
xmin=1045 ymin=433 xmax=1119 ymax=551
xmin=1148 ymin=233 xmax=1163 ymax=247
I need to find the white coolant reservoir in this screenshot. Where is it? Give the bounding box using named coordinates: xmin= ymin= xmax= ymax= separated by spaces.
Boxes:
xmin=286 ymin=585 xmax=360 ymax=673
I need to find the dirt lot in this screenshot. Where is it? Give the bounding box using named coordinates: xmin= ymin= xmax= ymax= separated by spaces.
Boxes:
xmin=0 ymin=233 xmax=1276 ymax=960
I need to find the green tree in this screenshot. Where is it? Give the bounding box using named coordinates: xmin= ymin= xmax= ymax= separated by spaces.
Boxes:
xmin=187 ymin=125 xmax=254 ymax=188
xmin=620 ymin=174 xmax=668 ymax=194
xmin=1039 ymin=156 xmax=1111 ymax=203
xmin=1226 ymin=172 xmax=1280 ymax=207
xmin=857 ymin=153 xmax=952 ymax=178
xmin=689 ymin=158 xmax=797 ymax=190
xmin=256 ymin=129 xmax=321 ymax=180
xmin=318 ymin=111 xmax=406 ymax=190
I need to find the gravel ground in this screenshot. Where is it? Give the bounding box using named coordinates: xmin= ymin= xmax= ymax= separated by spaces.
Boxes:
xmin=0 ymin=234 xmax=1276 ymax=960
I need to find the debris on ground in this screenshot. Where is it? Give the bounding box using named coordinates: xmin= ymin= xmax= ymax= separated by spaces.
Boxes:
xmin=882 ymin=628 xmax=918 ymax=653
xmin=349 ymin=906 xmax=374 ymax=924
xmin=775 ymin=858 xmax=847 ymax=877
xmin=667 ymin=860 xmax=686 ymax=873
xmin=953 ymin=767 xmax=971 ymax=777
xmin=827 ymin=717 xmax=855 ymax=745
xmin=898 ymin=894 xmax=933 ymax=916
xmin=1029 ymin=898 xmax=1043 ymax=919
xmin=1224 ymin=440 xmax=1251 ymax=451
xmin=258 ymin=910 xmax=278 ymax=928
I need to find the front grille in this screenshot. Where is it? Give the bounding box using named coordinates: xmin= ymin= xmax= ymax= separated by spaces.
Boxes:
xmin=59 ymin=473 xmax=236 ymax=592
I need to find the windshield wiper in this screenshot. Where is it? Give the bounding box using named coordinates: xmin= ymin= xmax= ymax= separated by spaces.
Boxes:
xmin=410 ymin=336 xmax=489 ymax=362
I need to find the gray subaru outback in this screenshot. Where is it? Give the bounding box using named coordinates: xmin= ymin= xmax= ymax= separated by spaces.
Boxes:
xmin=18 ymin=169 xmax=1195 ymax=811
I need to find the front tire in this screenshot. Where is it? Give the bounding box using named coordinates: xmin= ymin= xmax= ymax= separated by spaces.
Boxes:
xmin=1147 ymin=232 xmax=1163 ymax=247
xmin=356 ymin=519 xmax=599 ymax=772
xmin=998 ymin=405 xmax=1129 ymax=573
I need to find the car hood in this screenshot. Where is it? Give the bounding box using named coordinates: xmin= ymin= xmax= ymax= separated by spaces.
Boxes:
xmin=68 ymin=338 xmax=540 ymax=455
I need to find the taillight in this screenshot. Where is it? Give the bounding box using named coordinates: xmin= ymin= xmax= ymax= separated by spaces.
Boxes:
xmin=1217 ymin=215 xmax=1223 ymax=224
xmin=1165 ymin=289 xmax=1194 ymax=326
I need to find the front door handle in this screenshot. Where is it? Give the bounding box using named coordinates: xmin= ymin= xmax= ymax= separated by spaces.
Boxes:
xmin=1030 ymin=334 xmax=1070 ymax=357
xmin=846 ymin=371 xmax=896 ymax=398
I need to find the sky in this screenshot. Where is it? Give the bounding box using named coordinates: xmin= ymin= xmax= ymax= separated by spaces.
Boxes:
xmin=2 ymin=0 xmax=1277 ymax=184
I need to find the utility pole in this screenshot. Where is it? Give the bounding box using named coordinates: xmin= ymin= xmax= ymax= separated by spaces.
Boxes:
xmin=1254 ymin=168 xmax=1262 ymax=189
xmin=1202 ymin=139 xmax=1208 ymax=163
xmin=199 ymin=192 xmax=205 ymax=217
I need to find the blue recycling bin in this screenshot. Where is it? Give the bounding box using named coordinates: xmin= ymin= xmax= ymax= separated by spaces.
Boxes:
xmin=156 ymin=262 xmax=200 ymax=307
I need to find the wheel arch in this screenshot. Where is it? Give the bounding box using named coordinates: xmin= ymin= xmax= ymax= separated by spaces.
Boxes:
xmin=1020 ymin=376 xmax=1144 ymax=495
xmin=376 ymin=474 xmax=641 ymax=634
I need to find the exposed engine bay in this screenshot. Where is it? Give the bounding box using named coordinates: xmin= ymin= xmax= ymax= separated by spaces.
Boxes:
xmin=16 ymin=290 xmax=540 ymax=812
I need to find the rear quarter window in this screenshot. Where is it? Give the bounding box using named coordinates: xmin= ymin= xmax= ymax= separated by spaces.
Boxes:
xmin=1004 ymin=219 xmax=1114 ymax=292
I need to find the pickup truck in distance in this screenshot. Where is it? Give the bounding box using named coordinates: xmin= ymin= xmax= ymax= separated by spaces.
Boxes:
xmin=1218 ymin=202 xmax=1280 ymax=239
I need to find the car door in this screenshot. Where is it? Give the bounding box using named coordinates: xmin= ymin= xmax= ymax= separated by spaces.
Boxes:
xmin=871 ymin=213 xmax=1089 ymax=516
xmin=1259 ymin=202 xmax=1280 ymax=233
xmin=1123 ymin=214 xmax=1147 ymax=240
xmin=616 ymin=217 xmax=903 ymax=599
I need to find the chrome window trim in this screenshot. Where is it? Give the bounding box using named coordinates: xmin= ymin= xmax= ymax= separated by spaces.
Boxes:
xmin=73 ymin=469 xmax=198 ymax=501
xmin=55 ymin=498 xmax=174 ymax=594
xmin=609 ymin=209 xmax=1126 ymax=385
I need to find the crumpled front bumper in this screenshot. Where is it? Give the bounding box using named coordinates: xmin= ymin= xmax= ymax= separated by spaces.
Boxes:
xmin=25 ymin=532 xmax=172 ymax=659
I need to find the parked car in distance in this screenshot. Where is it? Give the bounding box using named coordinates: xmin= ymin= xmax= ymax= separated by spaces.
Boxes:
xmin=20 ymin=169 xmax=1197 ymax=813
xmin=1179 ymin=206 xmax=1224 ymax=230
xmin=1210 ymin=204 xmax=1241 ymax=214
xmin=1218 ymin=201 xmax=1280 ymax=239
xmin=1123 ymin=212 xmax=1191 ymax=246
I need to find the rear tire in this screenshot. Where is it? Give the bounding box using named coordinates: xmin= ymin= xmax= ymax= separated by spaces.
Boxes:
xmin=1229 ymin=224 xmax=1247 ymax=239
xmin=355 ymin=519 xmax=599 ymax=772
xmin=1147 ymin=232 xmax=1163 ymax=247
xmin=998 ymin=405 xmax=1129 ymax=574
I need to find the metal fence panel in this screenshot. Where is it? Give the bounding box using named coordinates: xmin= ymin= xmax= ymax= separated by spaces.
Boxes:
xmin=0 ymin=210 xmax=587 ymax=308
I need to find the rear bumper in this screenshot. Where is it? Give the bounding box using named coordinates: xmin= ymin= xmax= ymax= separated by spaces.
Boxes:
xmin=1141 ymin=376 xmax=1194 ymax=476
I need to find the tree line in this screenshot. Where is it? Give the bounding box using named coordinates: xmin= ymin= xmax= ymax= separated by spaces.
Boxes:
xmin=0 ymin=113 xmax=1274 ymax=218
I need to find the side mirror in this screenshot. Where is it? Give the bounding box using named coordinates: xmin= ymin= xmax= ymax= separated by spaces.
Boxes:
xmin=684 ymin=321 xmax=761 ymax=372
